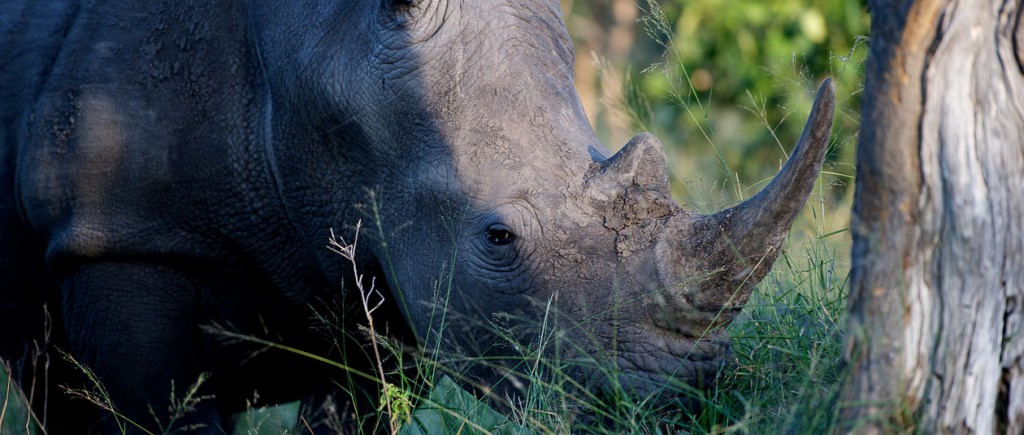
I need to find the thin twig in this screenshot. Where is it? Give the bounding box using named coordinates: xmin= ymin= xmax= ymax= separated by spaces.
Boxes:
xmin=328 ymin=221 xmax=395 ymax=434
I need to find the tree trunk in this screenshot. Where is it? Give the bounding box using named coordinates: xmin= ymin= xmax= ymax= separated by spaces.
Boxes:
xmin=842 ymin=0 xmax=1024 ymax=433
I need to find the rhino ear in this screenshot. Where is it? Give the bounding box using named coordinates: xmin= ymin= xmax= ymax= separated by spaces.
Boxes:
xmin=589 ymin=133 xmax=672 ymax=199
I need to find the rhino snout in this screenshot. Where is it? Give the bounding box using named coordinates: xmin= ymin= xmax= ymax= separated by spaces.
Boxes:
xmin=581 ymin=328 xmax=733 ymax=409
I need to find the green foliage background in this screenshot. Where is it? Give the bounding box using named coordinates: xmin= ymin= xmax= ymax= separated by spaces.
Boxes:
xmin=564 ymin=0 xmax=866 ymax=209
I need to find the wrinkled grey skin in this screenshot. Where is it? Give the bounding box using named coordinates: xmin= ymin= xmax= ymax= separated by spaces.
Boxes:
xmin=0 ymin=0 xmax=834 ymax=432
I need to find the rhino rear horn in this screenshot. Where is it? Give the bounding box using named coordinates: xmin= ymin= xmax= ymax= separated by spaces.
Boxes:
xmin=588 ymin=132 xmax=672 ymax=201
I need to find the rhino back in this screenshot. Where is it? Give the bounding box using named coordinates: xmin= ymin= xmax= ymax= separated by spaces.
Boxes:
xmin=2 ymin=1 xmax=324 ymax=297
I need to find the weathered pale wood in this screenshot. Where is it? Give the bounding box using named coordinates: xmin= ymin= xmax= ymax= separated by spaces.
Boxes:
xmin=843 ymin=0 xmax=1024 ymax=433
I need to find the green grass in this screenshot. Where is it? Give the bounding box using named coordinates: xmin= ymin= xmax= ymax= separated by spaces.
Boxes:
xmin=698 ymin=229 xmax=849 ymax=433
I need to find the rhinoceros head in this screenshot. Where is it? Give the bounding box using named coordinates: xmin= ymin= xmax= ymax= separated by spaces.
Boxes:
xmin=250 ymin=0 xmax=834 ymax=406
xmin=422 ymin=82 xmax=834 ymax=404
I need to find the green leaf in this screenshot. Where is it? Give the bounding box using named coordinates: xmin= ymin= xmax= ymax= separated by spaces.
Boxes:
xmin=1 ymin=363 xmax=41 ymax=435
xmin=228 ymin=400 xmax=300 ymax=435
xmin=400 ymin=376 xmax=531 ymax=435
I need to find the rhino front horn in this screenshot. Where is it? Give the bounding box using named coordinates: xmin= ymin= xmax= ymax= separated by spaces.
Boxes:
xmin=653 ymin=78 xmax=835 ymax=334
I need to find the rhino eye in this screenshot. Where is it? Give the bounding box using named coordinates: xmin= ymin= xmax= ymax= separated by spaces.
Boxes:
xmin=391 ymin=0 xmax=418 ymax=14
xmin=486 ymin=225 xmax=516 ymax=246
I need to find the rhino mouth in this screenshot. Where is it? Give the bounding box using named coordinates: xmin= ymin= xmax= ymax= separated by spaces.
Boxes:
xmin=578 ymin=327 xmax=733 ymax=409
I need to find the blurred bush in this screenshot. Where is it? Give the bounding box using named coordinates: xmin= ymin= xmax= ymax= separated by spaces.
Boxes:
xmin=564 ymin=0 xmax=867 ymax=208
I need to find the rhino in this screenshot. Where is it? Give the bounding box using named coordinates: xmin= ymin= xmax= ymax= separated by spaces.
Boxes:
xmin=0 ymin=0 xmax=834 ymax=432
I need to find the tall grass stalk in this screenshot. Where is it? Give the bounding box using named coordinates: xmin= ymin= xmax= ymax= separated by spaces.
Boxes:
xmin=60 ymin=349 xmax=149 ymax=434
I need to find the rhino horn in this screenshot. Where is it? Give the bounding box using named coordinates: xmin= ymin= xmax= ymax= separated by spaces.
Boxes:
xmin=647 ymin=78 xmax=835 ymax=335
xmin=588 ymin=132 xmax=673 ymax=202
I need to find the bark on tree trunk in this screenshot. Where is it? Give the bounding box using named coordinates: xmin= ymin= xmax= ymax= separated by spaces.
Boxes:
xmin=842 ymin=0 xmax=1024 ymax=433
